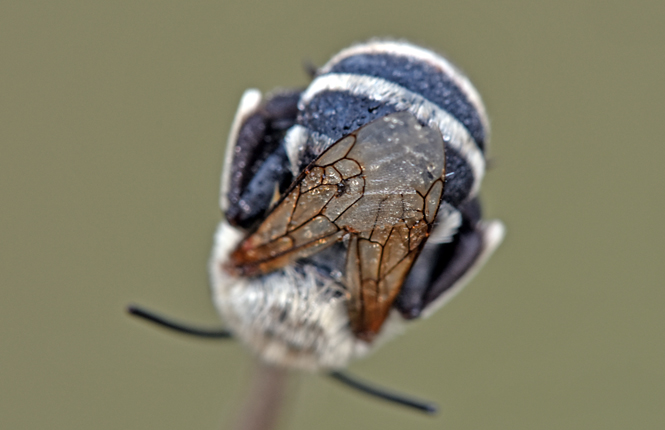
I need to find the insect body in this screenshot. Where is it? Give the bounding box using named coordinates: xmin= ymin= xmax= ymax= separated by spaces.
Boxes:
xmin=210 ymin=40 xmax=504 ymax=371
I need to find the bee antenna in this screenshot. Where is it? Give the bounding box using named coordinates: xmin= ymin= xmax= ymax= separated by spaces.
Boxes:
xmin=329 ymin=371 xmax=438 ymax=414
xmin=127 ymin=304 xmax=233 ymax=339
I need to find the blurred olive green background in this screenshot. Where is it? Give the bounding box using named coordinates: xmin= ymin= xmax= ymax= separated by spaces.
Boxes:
xmin=2 ymin=1 xmax=664 ymax=429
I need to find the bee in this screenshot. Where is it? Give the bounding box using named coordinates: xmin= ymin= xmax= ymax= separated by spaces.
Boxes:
xmin=130 ymin=39 xmax=504 ymax=413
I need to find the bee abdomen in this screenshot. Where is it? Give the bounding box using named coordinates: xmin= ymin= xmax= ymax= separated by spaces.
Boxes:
xmin=288 ymin=40 xmax=489 ymax=206
xmin=321 ymin=45 xmax=487 ymax=151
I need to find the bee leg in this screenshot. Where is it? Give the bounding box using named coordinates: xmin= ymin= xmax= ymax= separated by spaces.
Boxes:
xmin=420 ymin=224 xmax=484 ymax=313
xmin=127 ymin=304 xmax=232 ymax=339
xmin=396 ymin=198 xmax=487 ymax=319
xmin=226 ymin=90 xmax=301 ymax=228
xmin=225 ymin=145 xmax=293 ymax=228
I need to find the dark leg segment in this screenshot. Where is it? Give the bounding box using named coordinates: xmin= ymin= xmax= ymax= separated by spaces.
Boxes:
xmin=421 ymin=227 xmax=482 ymax=310
xmin=225 ymin=145 xmax=293 ymax=229
xmin=226 ymin=90 xmax=301 ymax=229
xmin=395 ymin=198 xmax=484 ymax=319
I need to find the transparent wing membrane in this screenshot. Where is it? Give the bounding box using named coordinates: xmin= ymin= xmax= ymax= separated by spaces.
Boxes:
xmin=227 ymin=111 xmax=445 ymax=340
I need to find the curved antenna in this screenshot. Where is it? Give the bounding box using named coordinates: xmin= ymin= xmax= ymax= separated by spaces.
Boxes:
xmin=329 ymin=371 xmax=437 ymax=415
xmin=128 ymin=304 xmax=436 ymax=413
xmin=127 ymin=304 xmax=232 ymax=339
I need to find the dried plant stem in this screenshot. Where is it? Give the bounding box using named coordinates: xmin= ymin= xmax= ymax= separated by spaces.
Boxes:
xmin=232 ymin=360 xmax=289 ymax=430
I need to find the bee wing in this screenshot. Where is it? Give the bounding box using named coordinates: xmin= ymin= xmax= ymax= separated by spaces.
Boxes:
xmin=227 ymin=130 xmax=362 ymax=277
xmin=344 ymin=203 xmax=441 ymax=342
xmin=228 ymin=111 xmax=445 ymax=339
